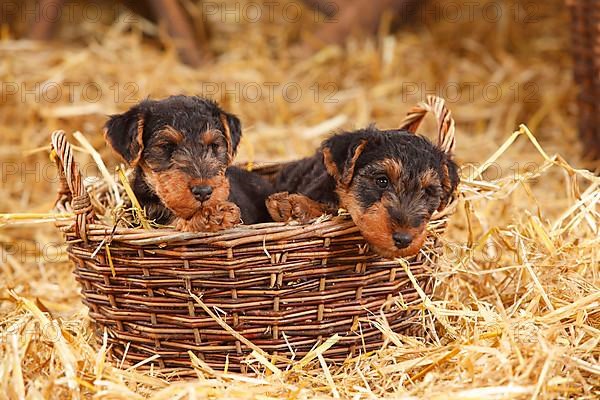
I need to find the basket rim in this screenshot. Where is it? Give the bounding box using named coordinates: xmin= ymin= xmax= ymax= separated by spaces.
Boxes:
xmin=55 ymin=200 xmax=456 ymax=247
xmin=51 ymin=95 xmax=458 ymax=245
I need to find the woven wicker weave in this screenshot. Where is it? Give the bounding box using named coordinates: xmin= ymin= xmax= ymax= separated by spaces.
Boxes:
xmin=568 ymin=0 xmax=600 ymax=161
xmin=51 ymin=96 xmax=457 ymax=373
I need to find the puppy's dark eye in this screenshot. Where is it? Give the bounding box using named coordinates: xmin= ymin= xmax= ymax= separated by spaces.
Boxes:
xmin=424 ymin=185 xmax=440 ymax=197
xmin=161 ymin=142 xmax=178 ymax=156
xmin=375 ymin=176 xmax=389 ymax=189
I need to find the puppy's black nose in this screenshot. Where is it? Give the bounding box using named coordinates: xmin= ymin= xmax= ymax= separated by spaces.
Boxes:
xmin=191 ymin=185 xmax=213 ymax=201
xmin=392 ymin=232 xmax=413 ymax=249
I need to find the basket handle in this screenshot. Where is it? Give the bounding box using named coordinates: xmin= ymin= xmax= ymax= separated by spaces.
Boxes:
xmin=51 ymin=130 xmax=94 ymax=242
xmin=398 ymin=95 xmax=456 ymax=155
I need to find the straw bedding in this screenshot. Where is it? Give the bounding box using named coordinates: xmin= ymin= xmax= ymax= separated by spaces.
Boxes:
xmin=0 ymin=0 xmax=598 ymax=398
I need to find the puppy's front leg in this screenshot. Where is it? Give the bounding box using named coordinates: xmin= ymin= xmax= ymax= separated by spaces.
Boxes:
xmin=266 ymin=192 xmax=328 ymax=223
xmin=175 ymin=202 xmax=241 ymax=232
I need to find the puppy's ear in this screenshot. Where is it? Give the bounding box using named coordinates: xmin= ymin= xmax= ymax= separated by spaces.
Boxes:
xmin=219 ymin=112 xmax=242 ymax=163
xmin=321 ymin=134 xmax=368 ymax=187
xmin=104 ymin=104 xmax=147 ymax=166
xmin=438 ymin=154 xmax=459 ymax=211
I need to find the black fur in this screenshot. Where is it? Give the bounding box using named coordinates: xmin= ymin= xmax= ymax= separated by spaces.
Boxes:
xmin=227 ymin=167 xmax=276 ymax=224
xmin=274 ymin=126 xmax=459 ymax=222
xmin=104 ymin=95 xmax=272 ymax=227
xmin=128 ymin=166 xmax=275 ymax=225
xmin=104 ymin=106 xmax=142 ymax=164
xmin=273 ymin=157 xmax=338 ymax=212
xmin=105 ymin=95 xmax=242 ymax=165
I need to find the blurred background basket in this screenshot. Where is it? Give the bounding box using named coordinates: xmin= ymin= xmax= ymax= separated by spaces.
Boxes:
xmin=568 ymin=0 xmax=600 ymax=161
xmin=51 ymin=96 xmax=457 ymax=374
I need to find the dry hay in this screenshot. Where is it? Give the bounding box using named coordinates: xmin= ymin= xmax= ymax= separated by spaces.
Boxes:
xmin=0 ymin=0 xmax=598 ymax=399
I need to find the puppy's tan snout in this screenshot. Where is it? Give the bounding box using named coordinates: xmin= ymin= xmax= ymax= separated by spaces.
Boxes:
xmin=191 ymin=185 xmax=213 ymax=202
xmin=392 ymin=232 xmax=413 ymax=249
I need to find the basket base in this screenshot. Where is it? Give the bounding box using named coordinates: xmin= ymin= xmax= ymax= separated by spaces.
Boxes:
xmin=98 ymin=307 xmax=430 ymax=373
xmin=67 ymin=215 xmax=443 ymax=373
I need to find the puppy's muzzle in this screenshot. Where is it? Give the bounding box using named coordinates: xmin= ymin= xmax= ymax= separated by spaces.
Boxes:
xmin=392 ymin=232 xmax=413 ymax=249
xmin=191 ymin=185 xmax=213 ymax=202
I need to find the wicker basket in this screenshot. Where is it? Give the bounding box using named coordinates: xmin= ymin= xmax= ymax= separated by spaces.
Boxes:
xmin=568 ymin=0 xmax=600 ymax=161
xmin=51 ymin=96 xmax=457 ymax=373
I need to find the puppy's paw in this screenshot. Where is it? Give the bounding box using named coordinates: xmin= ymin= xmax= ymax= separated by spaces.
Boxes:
xmin=266 ymin=192 xmax=326 ymax=223
xmin=174 ymin=202 xmax=241 ymax=232
xmin=175 ymin=216 xmax=204 ymax=232
xmin=209 ymin=201 xmax=241 ymax=230
xmin=266 ymin=192 xmax=294 ymax=222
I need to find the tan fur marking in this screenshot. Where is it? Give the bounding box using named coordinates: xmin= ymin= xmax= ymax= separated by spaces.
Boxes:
xmin=420 ymin=168 xmax=440 ymax=188
xmin=141 ymin=166 xmax=198 ymax=219
xmin=141 ymin=163 xmax=230 ymax=220
xmin=219 ymin=113 xmax=234 ymax=165
xmin=354 ymin=201 xmax=396 ymax=255
xmin=322 ymin=140 xmax=369 ymax=186
xmin=160 ymin=125 xmax=184 ymax=144
xmin=390 ymin=224 xmax=428 ymax=258
xmin=129 ymin=114 xmax=145 ymax=167
xmin=338 ymin=186 xmax=428 ymax=258
xmin=341 ymin=139 xmax=368 ymax=187
xmin=322 ymin=147 xmax=341 ymax=182
xmin=380 ymin=159 xmax=403 ymax=183
xmin=188 ymin=174 xmax=230 ymax=205
xmin=200 ymin=129 xmax=221 ymax=146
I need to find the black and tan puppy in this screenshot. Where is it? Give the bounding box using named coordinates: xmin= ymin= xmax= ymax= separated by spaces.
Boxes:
xmin=267 ymin=127 xmax=459 ymax=257
xmin=104 ymin=95 xmax=274 ymax=231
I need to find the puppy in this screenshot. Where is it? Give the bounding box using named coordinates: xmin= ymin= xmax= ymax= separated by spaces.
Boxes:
xmin=104 ymin=95 xmax=274 ymax=231
xmin=267 ymin=127 xmax=459 ymax=257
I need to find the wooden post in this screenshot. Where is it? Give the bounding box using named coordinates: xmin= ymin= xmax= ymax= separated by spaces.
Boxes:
xmin=27 ymin=0 xmax=203 ymax=67
xmin=301 ymin=0 xmax=422 ymax=45
xmin=567 ymin=0 xmax=600 ymax=162
xmin=27 ymin=0 xmax=66 ymax=40
xmin=147 ymin=0 xmax=203 ymax=67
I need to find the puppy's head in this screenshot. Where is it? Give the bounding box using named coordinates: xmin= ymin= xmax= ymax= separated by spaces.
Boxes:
xmin=104 ymin=95 xmax=242 ymax=219
xmin=322 ymin=127 xmax=459 ymax=258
